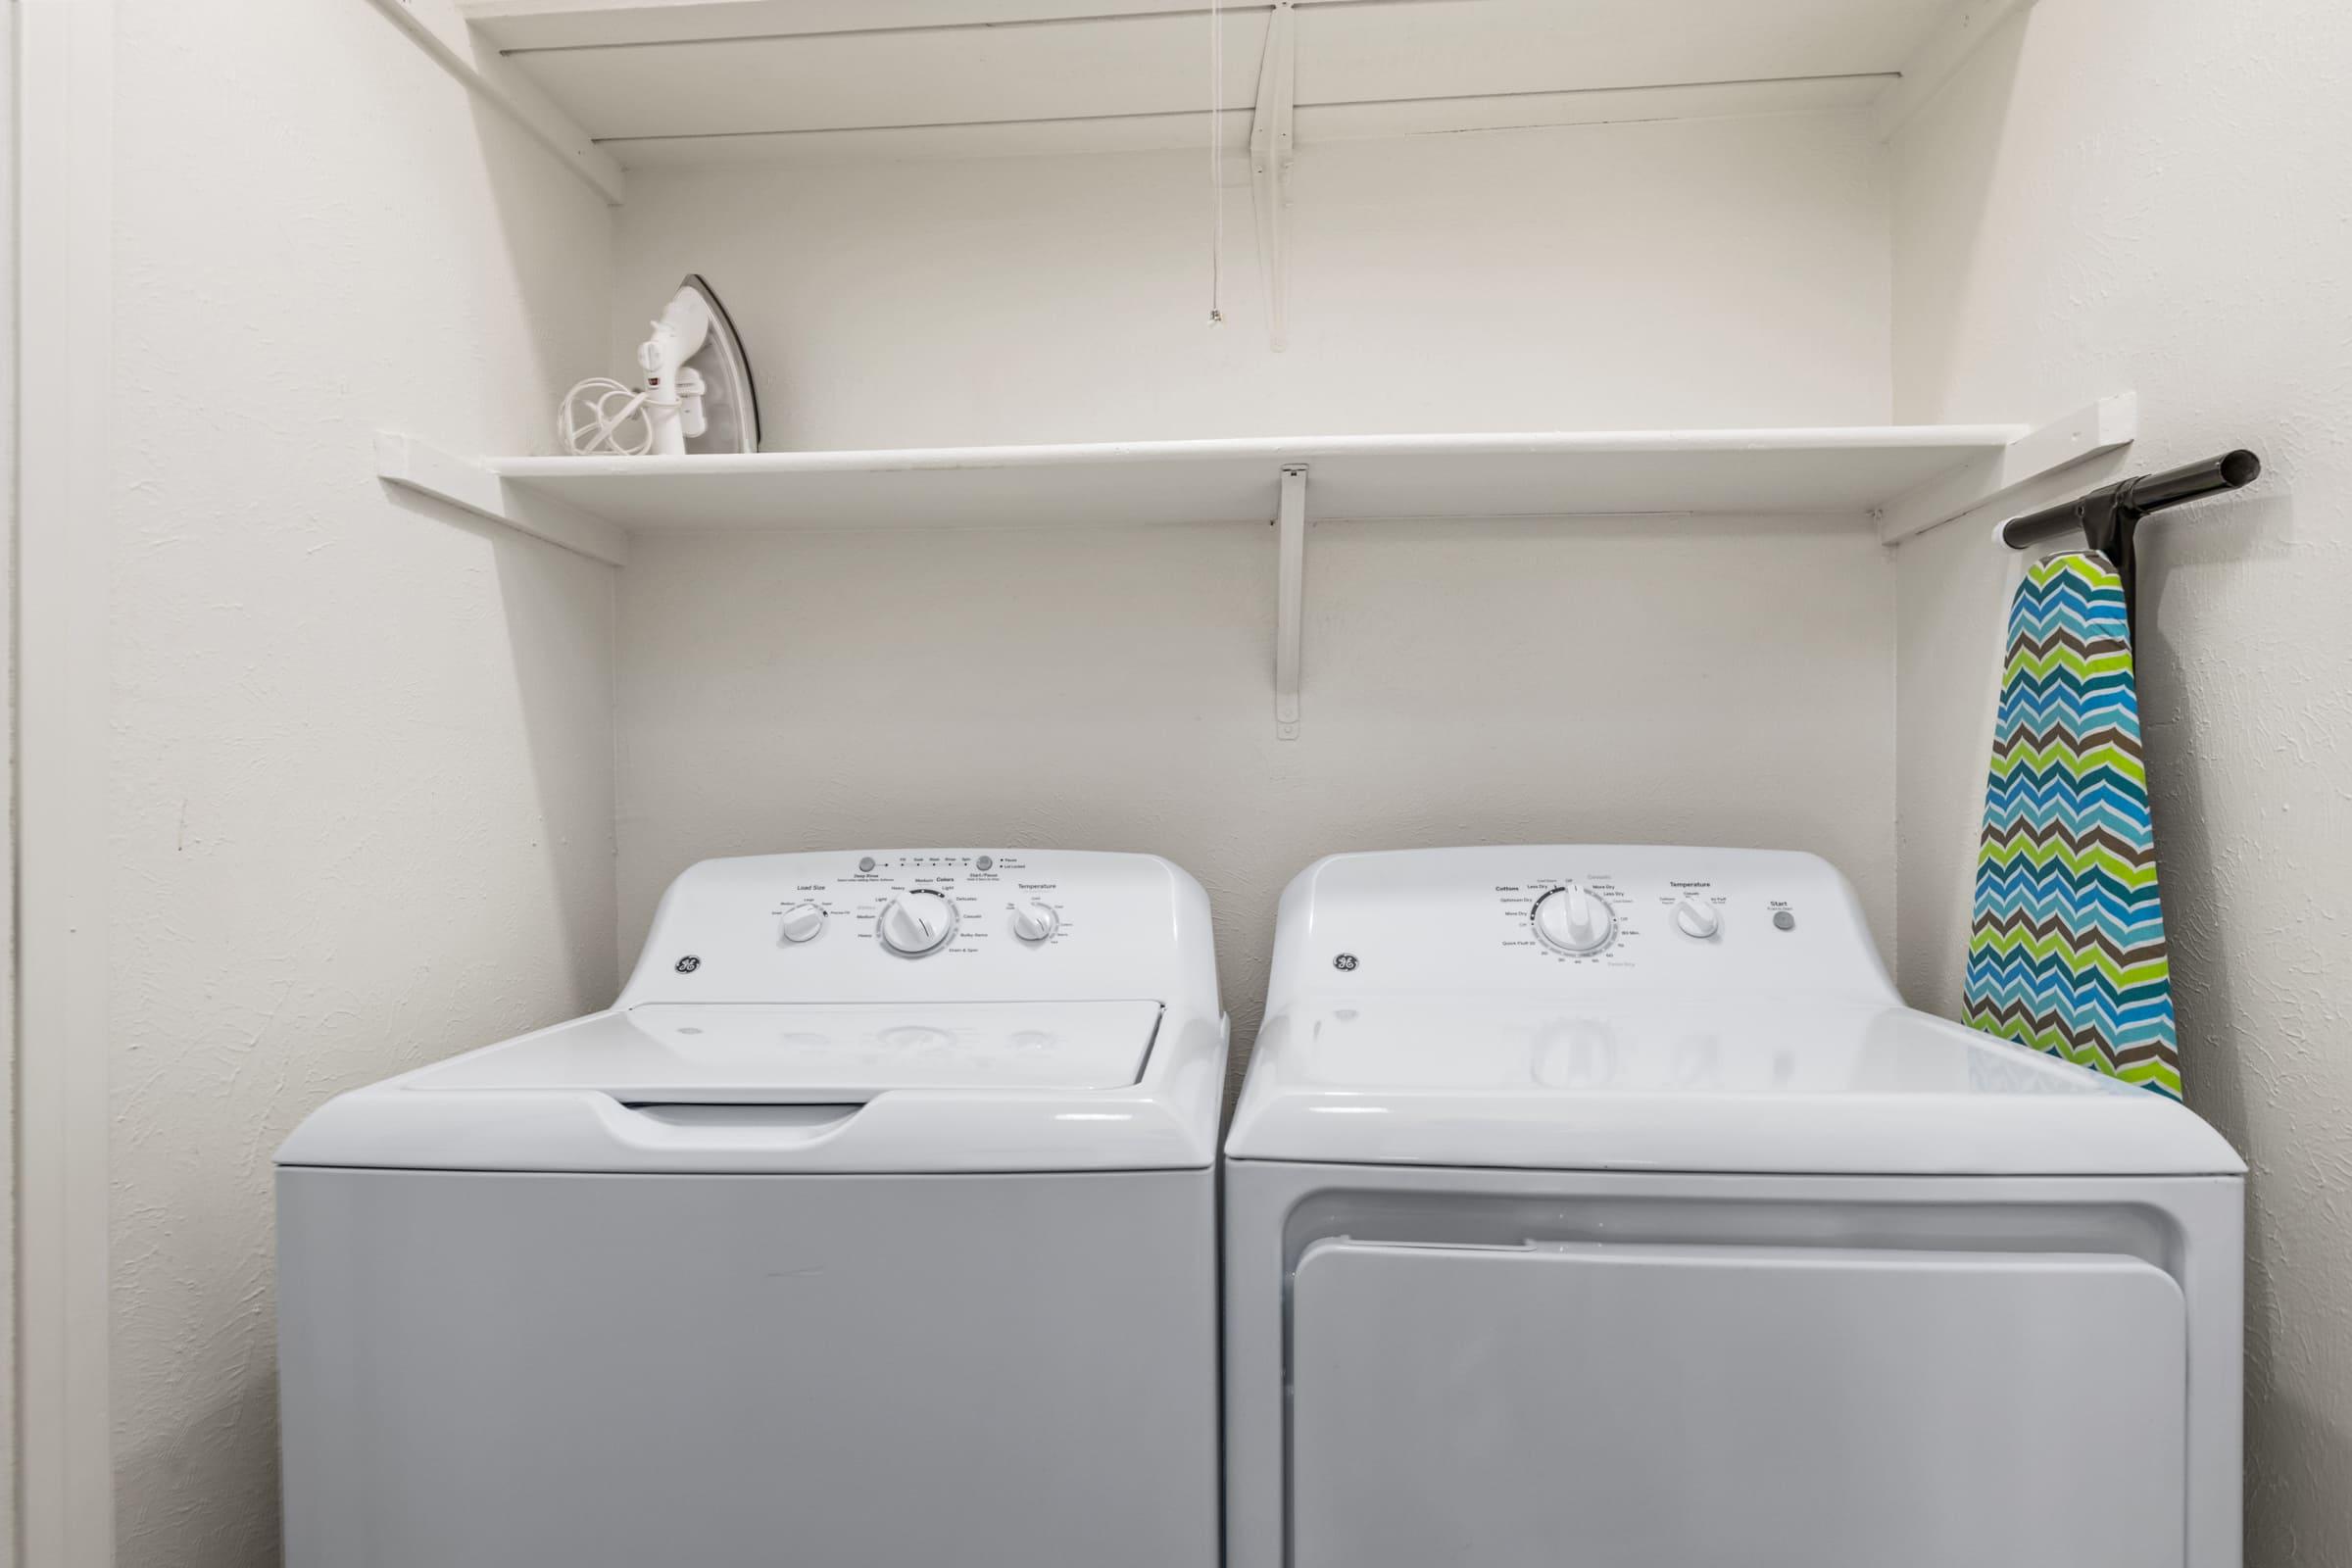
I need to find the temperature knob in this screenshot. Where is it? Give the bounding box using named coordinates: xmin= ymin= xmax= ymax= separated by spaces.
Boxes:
xmin=1009 ymin=900 xmax=1059 ymax=943
xmin=1533 ymin=883 xmax=1617 ymax=955
xmin=1673 ymin=895 xmax=1721 ymax=940
xmin=779 ymin=903 xmax=828 ymax=944
xmin=876 ymin=890 xmax=958 ymax=956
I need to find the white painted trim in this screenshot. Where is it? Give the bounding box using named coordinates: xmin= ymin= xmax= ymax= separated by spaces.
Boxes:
xmin=598 ymin=76 xmax=1890 ymax=171
xmin=494 ymin=422 xmax=2029 ymax=478
xmin=1874 ymin=0 xmax=2038 ymax=140
xmin=1874 ymin=394 xmax=2136 ymax=544
xmin=377 ymin=432 xmax=631 ymax=565
xmin=15 ymin=2 xmax=118 ymax=1563
xmin=1302 ymin=74 xmax=1891 ymax=142
xmin=604 ymin=110 xmax=1261 ymax=171
xmin=464 ymin=0 xmax=1404 ymax=52
xmin=362 ymin=0 xmax=627 ymax=204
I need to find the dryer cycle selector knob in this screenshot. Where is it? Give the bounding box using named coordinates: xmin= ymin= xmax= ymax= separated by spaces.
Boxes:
xmin=779 ymin=903 xmax=828 ymax=944
xmin=1672 ymin=894 xmax=1721 ymax=940
xmin=1533 ymin=882 xmax=1617 ymax=955
xmin=876 ymin=890 xmax=958 ymax=956
xmin=1009 ymin=900 xmax=1059 ymax=943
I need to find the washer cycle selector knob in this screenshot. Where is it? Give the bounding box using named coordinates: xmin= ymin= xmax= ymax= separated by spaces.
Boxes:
xmin=1673 ymin=895 xmax=1721 ymax=940
xmin=1533 ymin=883 xmax=1617 ymax=955
xmin=1009 ymin=900 xmax=1059 ymax=943
xmin=876 ymin=890 xmax=958 ymax=956
xmin=778 ymin=903 xmax=828 ymax=944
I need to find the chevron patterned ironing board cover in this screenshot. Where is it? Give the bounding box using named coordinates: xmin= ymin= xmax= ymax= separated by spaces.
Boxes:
xmin=1964 ymin=550 xmax=2180 ymax=1099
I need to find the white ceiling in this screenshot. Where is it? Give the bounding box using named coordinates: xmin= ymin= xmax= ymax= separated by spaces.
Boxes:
xmin=460 ymin=0 xmax=1969 ymax=168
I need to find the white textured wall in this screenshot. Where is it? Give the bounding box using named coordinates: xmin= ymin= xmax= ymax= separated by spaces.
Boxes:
xmin=619 ymin=516 xmax=1897 ymax=1082
xmin=612 ymin=113 xmax=1890 ymax=446
xmin=610 ymin=113 xmax=1901 ymax=1064
xmin=1888 ymin=4 xmax=2352 ymax=1560
xmin=108 ymin=2 xmax=620 ymax=1563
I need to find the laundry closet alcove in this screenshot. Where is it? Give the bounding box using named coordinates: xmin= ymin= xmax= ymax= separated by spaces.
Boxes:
xmin=39 ymin=0 xmax=2322 ymax=1560
xmin=354 ymin=0 xmax=2177 ymax=1012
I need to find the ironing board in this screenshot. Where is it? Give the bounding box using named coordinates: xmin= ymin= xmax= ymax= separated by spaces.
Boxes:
xmin=1963 ymin=551 xmax=2180 ymax=1099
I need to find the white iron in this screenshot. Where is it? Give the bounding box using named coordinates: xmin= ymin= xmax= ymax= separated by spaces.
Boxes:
xmin=563 ymin=275 xmax=761 ymax=457
xmin=640 ymin=273 xmax=760 ymax=456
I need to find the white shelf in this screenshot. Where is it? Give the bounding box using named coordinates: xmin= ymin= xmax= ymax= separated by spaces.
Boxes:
xmin=495 ymin=426 xmax=2034 ymax=533
xmin=454 ymin=0 xmax=1989 ymax=170
xmin=377 ymin=401 xmax=2133 ymax=739
xmin=379 ymin=404 xmax=2140 ymax=567
xmin=386 ymin=0 xmax=2039 ymax=210
xmin=381 ymin=403 xmax=2135 ymax=566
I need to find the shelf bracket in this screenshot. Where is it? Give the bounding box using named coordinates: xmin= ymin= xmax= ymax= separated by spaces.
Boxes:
xmin=1274 ymin=464 xmax=1308 ymax=739
xmin=376 ymin=432 xmax=630 ymax=566
xmin=1874 ymin=393 xmax=2137 ymax=544
xmin=1249 ymin=0 xmax=1298 ymax=353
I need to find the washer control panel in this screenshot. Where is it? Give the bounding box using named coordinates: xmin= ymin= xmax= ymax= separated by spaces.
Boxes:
xmin=1270 ymin=846 xmax=1893 ymax=1004
xmin=821 ymin=852 xmax=1068 ymax=962
xmin=619 ymin=849 xmax=1217 ymax=1007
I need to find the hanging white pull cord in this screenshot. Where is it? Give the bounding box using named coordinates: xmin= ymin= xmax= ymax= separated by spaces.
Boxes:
xmin=1207 ymin=0 xmax=1226 ymax=324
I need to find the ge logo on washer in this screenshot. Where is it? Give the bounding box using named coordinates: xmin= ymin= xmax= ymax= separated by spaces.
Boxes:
xmin=1333 ymin=953 xmax=1359 ymax=971
xmin=674 ymin=956 xmax=702 ymax=973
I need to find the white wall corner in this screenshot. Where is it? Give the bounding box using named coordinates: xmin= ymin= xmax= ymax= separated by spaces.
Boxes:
xmin=1875 ymin=392 xmax=2137 ymax=545
xmin=16 ymin=1 xmax=119 ymax=1562
xmin=361 ymin=0 xmax=626 ymax=205
xmin=1874 ymin=0 xmax=2040 ymax=141
xmin=377 ymin=432 xmax=631 ymax=566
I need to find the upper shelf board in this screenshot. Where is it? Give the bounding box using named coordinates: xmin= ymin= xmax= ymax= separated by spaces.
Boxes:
xmin=454 ymin=0 xmax=1979 ymax=168
xmin=380 ymin=398 xmax=2134 ymax=566
xmin=488 ymin=426 xmax=2026 ymax=533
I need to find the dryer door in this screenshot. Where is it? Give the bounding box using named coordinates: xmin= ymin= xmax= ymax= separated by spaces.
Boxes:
xmin=1290 ymin=1239 xmax=2185 ymax=1568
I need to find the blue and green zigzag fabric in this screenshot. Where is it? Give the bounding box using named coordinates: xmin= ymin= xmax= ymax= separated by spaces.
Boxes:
xmin=1963 ymin=551 xmax=2180 ymax=1099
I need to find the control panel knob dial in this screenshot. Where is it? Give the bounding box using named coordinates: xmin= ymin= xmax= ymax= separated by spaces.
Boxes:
xmin=1533 ymin=882 xmax=1617 ymax=955
xmin=1672 ymin=894 xmax=1721 ymax=940
xmin=1009 ymin=899 xmax=1059 ymax=943
xmin=876 ymin=890 xmax=958 ymax=956
xmin=778 ymin=902 xmax=828 ymax=944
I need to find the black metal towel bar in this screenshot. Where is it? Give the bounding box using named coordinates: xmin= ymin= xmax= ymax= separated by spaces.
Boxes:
xmin=1997 ymin=448 xmax=2262 ymax=640
xmin=1999 ymin=450 xmax=2262 ymax=550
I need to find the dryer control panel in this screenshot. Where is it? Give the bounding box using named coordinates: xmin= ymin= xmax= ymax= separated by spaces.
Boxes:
xmin=1266 ymin=846 xmax=1895 ymax=1008
xmin=619 ymin=849 xmax=1219 ymax=1010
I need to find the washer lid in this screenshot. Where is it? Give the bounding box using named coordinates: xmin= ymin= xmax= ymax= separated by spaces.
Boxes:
xmin=413 ymin=1001 xmax=1161 ymax=1099
xmin=275 ymin=999 xmax=1225 ymax=1175
xmin=1223 ymin=997 xmax=2244 ymax=1176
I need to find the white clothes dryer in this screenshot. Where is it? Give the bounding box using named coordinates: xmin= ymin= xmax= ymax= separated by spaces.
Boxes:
xmin=278 ymin=849 xmax=1225 ymax=1568
xmin=1223 ymin=846 xmax=2242 ymax=1568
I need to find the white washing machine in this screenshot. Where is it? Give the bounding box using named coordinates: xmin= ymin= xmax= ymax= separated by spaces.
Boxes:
xmin=1224 ymin=846 xmax=2243 ymax=1568
xmin=278 ymin=849 xmax=1225 ymax=1568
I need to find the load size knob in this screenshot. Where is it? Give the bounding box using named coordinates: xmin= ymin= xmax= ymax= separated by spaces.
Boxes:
xmin=1533 ymin=883 xmax=1617 ymax=955
xmin=876 ymin=890 xmax=958 ymax=956
xmin=778 ymin=903 xmax=828 ymax=944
